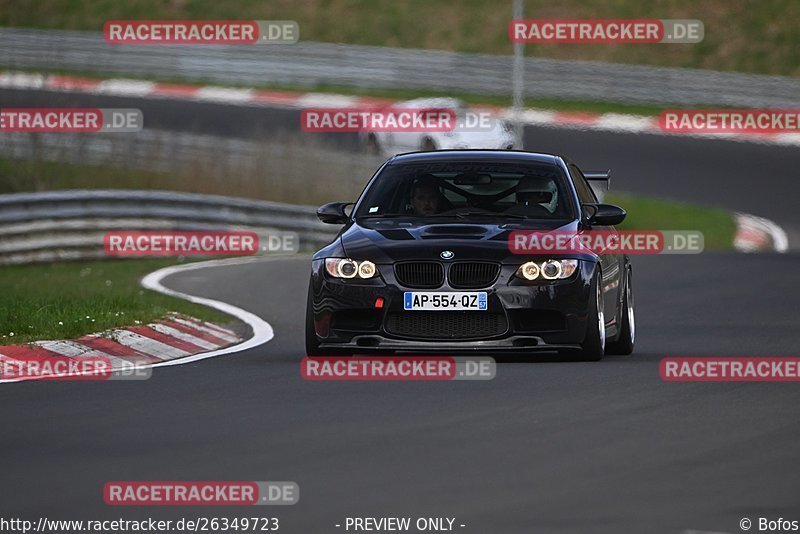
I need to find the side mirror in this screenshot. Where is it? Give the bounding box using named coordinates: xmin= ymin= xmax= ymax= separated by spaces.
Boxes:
xmin=583 ymin=204 xmax=626 ymax=226
xmin=316 ymin=202 xmax=352 ymax=224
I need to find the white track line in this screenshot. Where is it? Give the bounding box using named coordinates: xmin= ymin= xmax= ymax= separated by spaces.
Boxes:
xmin=141 ymin=256 xmax=276 ymax=368
xmin=0 ymin=256 xmax=278 ymax=383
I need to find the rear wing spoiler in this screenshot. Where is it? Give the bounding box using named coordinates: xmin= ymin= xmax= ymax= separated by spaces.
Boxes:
xmin=584 ymin=170 xmax=611 ymax=191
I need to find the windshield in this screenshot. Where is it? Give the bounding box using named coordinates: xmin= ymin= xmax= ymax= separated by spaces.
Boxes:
xmin=354 ymin=160 xmax=575 ymax=220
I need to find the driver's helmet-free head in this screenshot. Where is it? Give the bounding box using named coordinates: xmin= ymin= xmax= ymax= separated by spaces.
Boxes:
xmin=410 ymin=174 xmax=444 ymax=216
xmin=516 ymin=175 xmax=557 ymax=213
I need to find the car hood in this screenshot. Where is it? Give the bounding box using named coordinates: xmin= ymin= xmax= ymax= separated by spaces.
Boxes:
xmin=341 ymin=219 xmax=578 ymax=263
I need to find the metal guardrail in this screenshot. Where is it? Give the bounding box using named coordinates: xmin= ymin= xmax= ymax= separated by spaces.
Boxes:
xmin=0 ymin=190 xmax=339 ymax=264
xmin=2 ymin=27 xmax=800 ymax=107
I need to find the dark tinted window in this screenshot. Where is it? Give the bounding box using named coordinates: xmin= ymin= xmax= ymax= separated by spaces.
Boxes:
xmin=355 ymin=160 xmax=575 ymax=220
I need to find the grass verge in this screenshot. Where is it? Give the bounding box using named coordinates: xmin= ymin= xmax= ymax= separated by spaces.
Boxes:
xmin=607 ymin=192 xmax=736 ymax=250
xmin=0 ymin=154 xmax=170 ymax=195
xmin=0 ymin=258 xmax=233 ymax=345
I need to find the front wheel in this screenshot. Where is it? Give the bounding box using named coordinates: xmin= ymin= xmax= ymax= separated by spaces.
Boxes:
xmin=606 ymin=267 xmax=635 ymax=355
xmin=578 ymin=271 xmax=605 ymax=361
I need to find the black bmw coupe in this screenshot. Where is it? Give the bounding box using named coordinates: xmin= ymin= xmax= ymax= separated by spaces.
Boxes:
xmin=306 ymin=150 xmax=634 ymax=360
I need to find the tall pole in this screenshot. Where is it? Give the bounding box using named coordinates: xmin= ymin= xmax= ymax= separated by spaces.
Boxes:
xmin=512 ymin=0 xmax=524 ymax=149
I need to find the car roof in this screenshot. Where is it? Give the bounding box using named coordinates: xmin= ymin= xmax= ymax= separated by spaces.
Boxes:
xmin=388 ymin=150 xmax=561 ymax=166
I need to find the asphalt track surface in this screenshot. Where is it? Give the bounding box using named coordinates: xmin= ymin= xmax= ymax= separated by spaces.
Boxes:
xmin=2 ymin=88 xmax=800 ymax=533
xmin=3 ymin=253 xmax=800 ymax=533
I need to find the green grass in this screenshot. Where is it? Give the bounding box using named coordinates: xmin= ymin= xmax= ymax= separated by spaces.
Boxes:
xmin=0 ymin=143 xmax=377 ymax=205
xmin=0 ymin=259 xmax=233 ymax=345
xmin=0 ymin=155 xmax=171 ymax=195
xmin=1 ymin=0 xmax=798 ymax=77
xmin=607 ymin=192 xmax=736 ymax=249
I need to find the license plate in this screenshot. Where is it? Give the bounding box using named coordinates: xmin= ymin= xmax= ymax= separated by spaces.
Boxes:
xmin=403 ymin=292 xmax=487 ymax=311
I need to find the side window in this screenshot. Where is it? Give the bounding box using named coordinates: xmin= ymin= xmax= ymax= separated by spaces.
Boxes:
xmin=568 ymin=164 xmax=598 ymax=204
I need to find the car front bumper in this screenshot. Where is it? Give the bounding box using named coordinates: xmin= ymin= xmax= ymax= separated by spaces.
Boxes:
xmin=309 ymin=260 xmax=597 ymax=354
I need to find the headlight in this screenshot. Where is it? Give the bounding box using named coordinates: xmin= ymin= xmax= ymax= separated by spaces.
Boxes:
xmin=519 ymin=261 xmax=540 ymax=280
xmin=325 ymin=258 xmax=378 ymax=279
xmin=516 ymin=260 xmax=578 ymax=281
xmin=358 ymin=261 xmax=376 ymax=278
xmin=541 ymin=260 xmax=562 ymax=279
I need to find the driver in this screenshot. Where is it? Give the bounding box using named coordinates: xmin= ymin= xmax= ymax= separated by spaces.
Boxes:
xmin=410 ymin=176 xmax=444 ymax=216
xmin=507 ymin=175 xmax=558 ymax=215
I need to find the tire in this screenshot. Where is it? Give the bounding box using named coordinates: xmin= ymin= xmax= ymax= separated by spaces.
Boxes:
xmin=606 ymin=267 xmax=635 ymax=356
xmin=305 ymin=280 xmax=322 ymax=356
xmin=578 ymin=271 xmax=606 ymax=361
